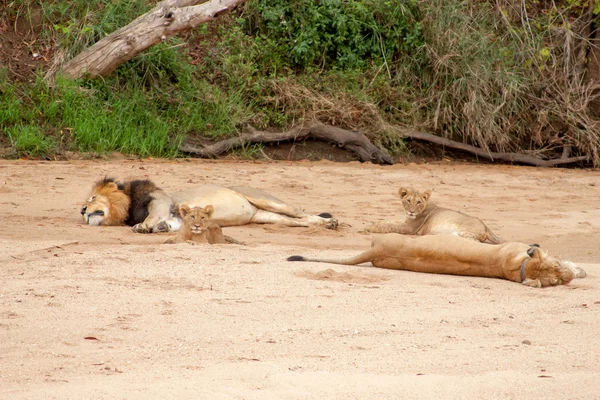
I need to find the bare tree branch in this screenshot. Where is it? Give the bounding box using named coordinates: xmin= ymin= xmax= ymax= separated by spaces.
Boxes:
xmin=180 ymin=123 xmax=588 ymax=167
xmin=179 ymin=123 xmax=395 ymax=165
xmin=399 ymin=129 xmax=588 ymax=167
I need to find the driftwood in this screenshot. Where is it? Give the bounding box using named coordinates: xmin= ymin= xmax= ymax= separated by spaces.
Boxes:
xmin=180 ymin=123 xmax=394 ymax=165
xmin=53 ymin=0 xmax=245 ymax=80
xmin=181 ymin=123 xmax=588 ymax=167
xmin=400 ymin=129 xmax=588 ymax=167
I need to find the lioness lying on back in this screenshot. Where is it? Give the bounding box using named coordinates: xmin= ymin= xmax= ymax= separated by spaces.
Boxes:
xmin=368 ymin=187 xmax=503 ymax=244
xmin=164 ymin=205 xmax=244 ymax=245
xmin=288 ymin=234 xmax=586 ymax=288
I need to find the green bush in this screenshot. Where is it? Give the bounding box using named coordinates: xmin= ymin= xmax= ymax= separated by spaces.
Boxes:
xmin=2 ymin=0 xmax=598 ymax=164
xmin=242 ymin=0 xmax=423 ymax=70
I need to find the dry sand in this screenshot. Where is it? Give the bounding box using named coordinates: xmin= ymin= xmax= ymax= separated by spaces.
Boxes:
xmin=1 ymin=158 xmax=599 ymax=399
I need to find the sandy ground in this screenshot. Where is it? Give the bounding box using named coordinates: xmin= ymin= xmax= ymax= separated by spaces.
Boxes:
xmin=1 ymin=158 xmax=599 ymax=399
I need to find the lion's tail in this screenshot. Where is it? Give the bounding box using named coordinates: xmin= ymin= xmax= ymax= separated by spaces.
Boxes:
xmin=485 ymin=227 xmax=504 ymax=244
xmin=287 ymin=250 xmax=375 ymax=266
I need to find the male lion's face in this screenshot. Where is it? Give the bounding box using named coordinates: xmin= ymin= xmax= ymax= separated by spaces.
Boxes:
xmin=399 ymin=187 xmax=431 ymax=219
xmin=81 ymin=194 xmax=110 ymax=226
xmin=80 ymin=181 xmax=128 ymax=226
xmin=180 ymin=204 xmax=215 ymax=234
xmin=522 ymin=246 xmax=575 ymax=288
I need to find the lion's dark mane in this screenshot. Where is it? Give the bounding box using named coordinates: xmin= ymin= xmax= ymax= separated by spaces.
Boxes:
xmin=98 ymin=177 xmax=161 ymax=226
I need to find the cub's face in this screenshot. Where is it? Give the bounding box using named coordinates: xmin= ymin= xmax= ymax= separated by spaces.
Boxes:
xmin=399 ymin=187 xmax=431 ymax=219
xmin=522 ymin=246 xmax=575 ymax=288
xmin=180 ymin=204 xmax=215 ymax=234
xmin=81 ymin=194 xmax=110 ymax=226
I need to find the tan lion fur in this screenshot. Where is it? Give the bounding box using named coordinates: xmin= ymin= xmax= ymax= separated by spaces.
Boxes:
xmin=82 ymin=180 xmax=130 ymax=226
xmin=164 ymin=204 xmax=244 ymax=245
xmin=288 ymin=234 xmax=580 ymax=288
xmin=82 ymin=179 xmax=338 ymax=233
xmin=368 ymin=187 xmax=503 ymax=244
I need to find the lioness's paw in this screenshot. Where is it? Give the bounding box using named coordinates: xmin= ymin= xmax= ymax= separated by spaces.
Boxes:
xmin=325 ymin=218 xmax=339 ymax=230
xmin=574 ymin=269 xmax=587 ymax=279
xmin=522 ymin=278 xmax=542 ymax=288
xmin=154 ymin=221 xmax=171 ymax=233
xmin=132 ymin=223 xmax=151 ymax=234
xmin=563 ymin=260 xmax=587 ymax=279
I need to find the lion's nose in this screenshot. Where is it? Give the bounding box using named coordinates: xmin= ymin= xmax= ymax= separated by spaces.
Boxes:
xmin=80 ymin=206 xmax=87 ymax=215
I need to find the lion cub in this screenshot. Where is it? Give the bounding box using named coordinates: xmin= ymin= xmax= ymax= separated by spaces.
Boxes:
xmin=367 ymin=187 xmax=504 ymax=244
xmin=164 ymin=204 xmax=244 ymax=245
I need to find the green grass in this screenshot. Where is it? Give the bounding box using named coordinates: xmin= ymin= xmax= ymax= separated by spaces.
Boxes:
xmin=5 ymin=125 xmax=55 ymax=157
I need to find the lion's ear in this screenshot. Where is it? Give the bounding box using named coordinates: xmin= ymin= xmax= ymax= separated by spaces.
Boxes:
xmin=203 ymin=205 xmax=215 ymax=218
xmin=422 ymin=190 xmax=432 ymax=201
xmin=527 ymin=246 xmax=540 ymax=258
xmin=399 ymin=187 xmax=410 ymax=198
xmin=179 ymin=204 xmax=191 ymax=217
xmin=105 ymin=182 xmax=119 ymax=191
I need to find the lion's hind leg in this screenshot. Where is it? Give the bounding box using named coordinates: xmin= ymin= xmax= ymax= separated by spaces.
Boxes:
xmin=230 ymin=186 xmax=307 ymax=218
xmin=250 ymin=209 xmax=316 ymax=227
xmin=250 ymin=209 xmax=337 ymax=229
xmin=230 ymin=186 xmax=336 ymax=228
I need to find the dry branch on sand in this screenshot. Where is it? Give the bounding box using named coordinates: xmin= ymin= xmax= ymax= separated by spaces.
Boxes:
xmin=48 ymin=0 xmax=245 ymax=80
xmin=180 ymin=123 xmax=395 ymax=165
xmin=180 ymin=123 xmax=588 ymax=167
xmin=399 ymin=129 xmax=589 ymax=167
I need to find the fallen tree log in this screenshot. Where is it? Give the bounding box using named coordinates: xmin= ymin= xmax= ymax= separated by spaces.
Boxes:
xmin=51 ymin=0 xmax=245 ymax=80
xmin=179 ymin=123 xmax=395 ymax=165
xmin=399 ymin=129 xmax=588 ymax=167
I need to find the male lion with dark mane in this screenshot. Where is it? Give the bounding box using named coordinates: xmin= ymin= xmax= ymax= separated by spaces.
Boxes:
xmin=368 ymin=187 xmax=503 ymax=243
xmin=288 ymin=234 xmax=586 ymax=288
xmin=81 ymin=178 xmax=338 ymax=233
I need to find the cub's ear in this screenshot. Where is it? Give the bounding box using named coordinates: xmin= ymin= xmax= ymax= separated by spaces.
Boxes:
xmin=203 ymin=205 xmax=215 ymax=218
xmin=422 ymin=190 xmax=432 ymax=201
xmin=179 ymin=204 xmax=191 ymax=217
xmin=399 ymin=187 xmax=410 ymax=198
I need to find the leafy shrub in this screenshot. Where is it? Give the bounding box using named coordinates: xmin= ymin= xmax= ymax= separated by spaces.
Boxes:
xmin=242 ymin=0 xmax=423 ymax=70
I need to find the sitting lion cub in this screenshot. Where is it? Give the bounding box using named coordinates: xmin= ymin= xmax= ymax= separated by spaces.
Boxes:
xmin=164 ymin=204 xmax=244 ymax=245
xmin=368 ymin=187 xmax=503 ymax=244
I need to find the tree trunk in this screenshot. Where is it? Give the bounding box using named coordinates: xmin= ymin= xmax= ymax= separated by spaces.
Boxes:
xmin=51 ymin=0 xmax=245 ymax=80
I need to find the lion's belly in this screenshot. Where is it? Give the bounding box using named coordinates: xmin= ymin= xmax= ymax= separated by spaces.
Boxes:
xmin=171 ymin=185 xmax=256 ymax=226
xmin=372 ymin=234 xmax=508 ymax=278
